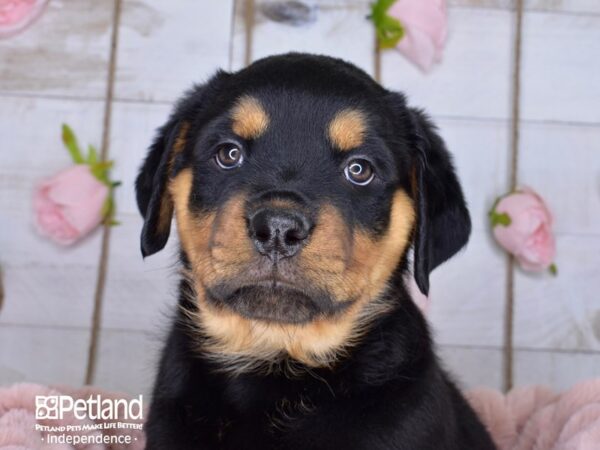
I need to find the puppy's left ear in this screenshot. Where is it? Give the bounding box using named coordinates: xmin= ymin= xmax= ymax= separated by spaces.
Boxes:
xmin=409 ymin=108 xmax=471 ymax=295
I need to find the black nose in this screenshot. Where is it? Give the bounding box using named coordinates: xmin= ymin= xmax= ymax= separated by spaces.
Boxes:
xmin=248 ymin=208 xmax=312 ymax=260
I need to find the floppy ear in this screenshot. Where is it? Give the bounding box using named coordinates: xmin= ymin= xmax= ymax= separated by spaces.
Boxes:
xmin=135 ymin=118 xmax=188 ymax=257
xmin=135 ymin=72 xmax=231 ymax=257
xmin=409 ymin=108 xmax=471 ymax=295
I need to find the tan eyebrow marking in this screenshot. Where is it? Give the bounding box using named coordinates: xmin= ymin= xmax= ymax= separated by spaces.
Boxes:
xmin=328 ymin=109 xmax=367 ymax=151
xmin=230 ymin=95 xmax=270 ymax=139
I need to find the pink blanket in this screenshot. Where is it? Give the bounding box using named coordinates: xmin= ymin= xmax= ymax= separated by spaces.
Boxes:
xmin=1 ymin=380 xmax=599 ymax=449
xmin=467 ymin=379 xmax=600 ymax=450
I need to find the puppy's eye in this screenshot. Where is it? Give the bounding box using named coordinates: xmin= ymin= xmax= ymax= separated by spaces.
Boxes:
xmin=215 ymin=144 xmax=244 ymax=169
xmin=344 ymin=159 xmax=374 ymax=186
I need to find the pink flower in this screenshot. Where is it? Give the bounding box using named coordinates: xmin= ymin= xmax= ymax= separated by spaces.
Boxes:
xmin=0 ymin=0 xmax=47 ymax=38
xmin=491 ymin=187 xmax=556 ymax=272
xmin=34 ymin=165 xmax=109 ymax=245
xmin=388 ymin=0 xmax=447 ymax=72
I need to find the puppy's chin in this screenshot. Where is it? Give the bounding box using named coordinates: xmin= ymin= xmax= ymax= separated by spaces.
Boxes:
xmin=206 ymin=282 xmax=347 ymax=324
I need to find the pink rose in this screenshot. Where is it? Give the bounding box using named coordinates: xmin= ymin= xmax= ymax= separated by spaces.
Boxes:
xmin=0 ymin=0 xmax=47 ymax=38
xmin=491 ymin=187 xmax=556 ymax=272
xmin=34 ymin=165 xmax=109 ymax=245
xmin=388 ymin=0 xmax=447 ymax=72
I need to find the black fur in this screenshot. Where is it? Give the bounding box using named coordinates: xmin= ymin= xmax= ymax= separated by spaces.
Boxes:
xmin=136 ymin=53 xmax=495 ymax=449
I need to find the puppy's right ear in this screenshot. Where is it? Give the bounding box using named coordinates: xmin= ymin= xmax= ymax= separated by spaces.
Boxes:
xmin=135 ymin=73 xmax=231 ymax=257
xmin=135 ymin=118 xmax=189 ymax=257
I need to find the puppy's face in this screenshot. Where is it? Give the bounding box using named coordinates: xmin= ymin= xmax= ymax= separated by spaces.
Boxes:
xmin=174 ymin=93 xmax=414 ymax=324
xmin=136 ymin=55 xmax=470 ymax=368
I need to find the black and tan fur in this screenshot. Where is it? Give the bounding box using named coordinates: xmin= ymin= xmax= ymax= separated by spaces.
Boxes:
xmin=136 ymin=53 xmax=496 ymax=450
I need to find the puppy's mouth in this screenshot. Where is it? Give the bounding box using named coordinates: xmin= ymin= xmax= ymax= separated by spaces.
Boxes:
xmin=205 ymin=278 xmax=348 ymax=324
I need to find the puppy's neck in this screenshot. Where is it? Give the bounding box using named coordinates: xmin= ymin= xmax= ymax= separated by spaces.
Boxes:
xmin=176 ymin=273 xmax=433 ymax=386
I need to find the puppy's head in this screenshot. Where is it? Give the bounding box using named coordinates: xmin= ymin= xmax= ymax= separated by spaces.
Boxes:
xmin=136 ymin=54 xmax=470 ymax=369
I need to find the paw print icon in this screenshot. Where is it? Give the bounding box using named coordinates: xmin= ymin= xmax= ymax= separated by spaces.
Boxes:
xmin=35 ymin=396 xmax=59 ymax=420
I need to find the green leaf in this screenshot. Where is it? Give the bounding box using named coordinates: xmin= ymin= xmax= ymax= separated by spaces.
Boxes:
xmin=549 ymin=263 xmax=558 ymax=276
xmin=94 ymin=161 xmax=114 ymax=170
xmin=100 ymin=196 xmax=113 ymax=219
xmin=87 ymin=145 xmax=98 ymax=164
xmin=377 ymin=17 xmax=405 ymax=49
xmin=90 ymin=161 xmax=115 ymax=185
xmin=91 ymin=166 xmax=106 ymax=184
xmin=370 ymin=0 xmax=395 ymax=21
xmin=490 ymin=210 xmax=512 ymax=227
xmin=369 ymin=0 xmax=405 ymax=49
xmin=489 ymin=196 xmax=501 ymax=215
xmin=62 ymin=124 xmax=85 ymax=164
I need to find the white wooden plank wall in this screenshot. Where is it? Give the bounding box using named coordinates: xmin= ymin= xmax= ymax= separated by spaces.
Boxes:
xmin=0 ymin=0 xmax=114 ymax=386
xmin=513 ymin=4 xmax=600 ymax=387
xmin=0 ymin=0 xmax=598 ymax=395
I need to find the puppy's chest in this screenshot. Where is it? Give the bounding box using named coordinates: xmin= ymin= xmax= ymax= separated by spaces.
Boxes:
xmin=215 ymin=380 xmax=322 ymax=448
xmin=210 ymin=387 xmax=393 ymax=450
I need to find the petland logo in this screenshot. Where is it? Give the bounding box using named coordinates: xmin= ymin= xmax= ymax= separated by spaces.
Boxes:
xmin=35 ymin=395 xmax=143 ymax=421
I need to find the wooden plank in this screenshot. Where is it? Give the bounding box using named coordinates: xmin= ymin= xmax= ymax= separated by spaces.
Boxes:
xmin=0 ymin=0 xmax=113 ymax=98
xmin=451 ymin=0 xmax=600 ymax=13
xmin=435 ymin=117 xmax=510 ymax=232
xmin=428 ymin=231 xmax=507 ymax=348
xmin=233 ymin=0 xmax=375 ymax=74
xmin=229 ymin=0 xmax=247 ymax=71
xmin=101 ymin=213 xmax=179 ymax=332
xmin=449 ymin=0 xmax=512 ymax=8
xmin=422 ymin=118 xmax=510 ymax=349
xmin=98 ymin=102 xmax=178 ymax=333
xmin=93 ymin=329 xmax=161 ymax=395
xmin=524 ymin=0 xmax=600 ymax=14
xmin=514 ymin=122 xmax=600 ymax=353
xmin=0 ymin=325 xmax=88 ymax=386
xmin=380 ymin=7 xmax=513 ymax=120
xmin=521 ymin=10 xmax=600 ymax=123
xmin=438 ymin=346 xmax=504 ymax=390
xmin=516 ymin=122 xmax=600 ymax=235
xmin=0 ymin=96 xmax=105 ymax=328
xmin=109 ymin=102 xmax=171 ymax=216
xmin=114 ymin=0 xmax=235 ymax=103
xmin=514 ymin=349 xmax=600 ymax=390
xmin=514 ymin=234 xmax=600 ymax=352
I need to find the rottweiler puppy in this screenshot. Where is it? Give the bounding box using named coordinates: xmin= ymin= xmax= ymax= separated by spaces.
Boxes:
xmin=136 ymin=53 xmax=496 ymax=450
